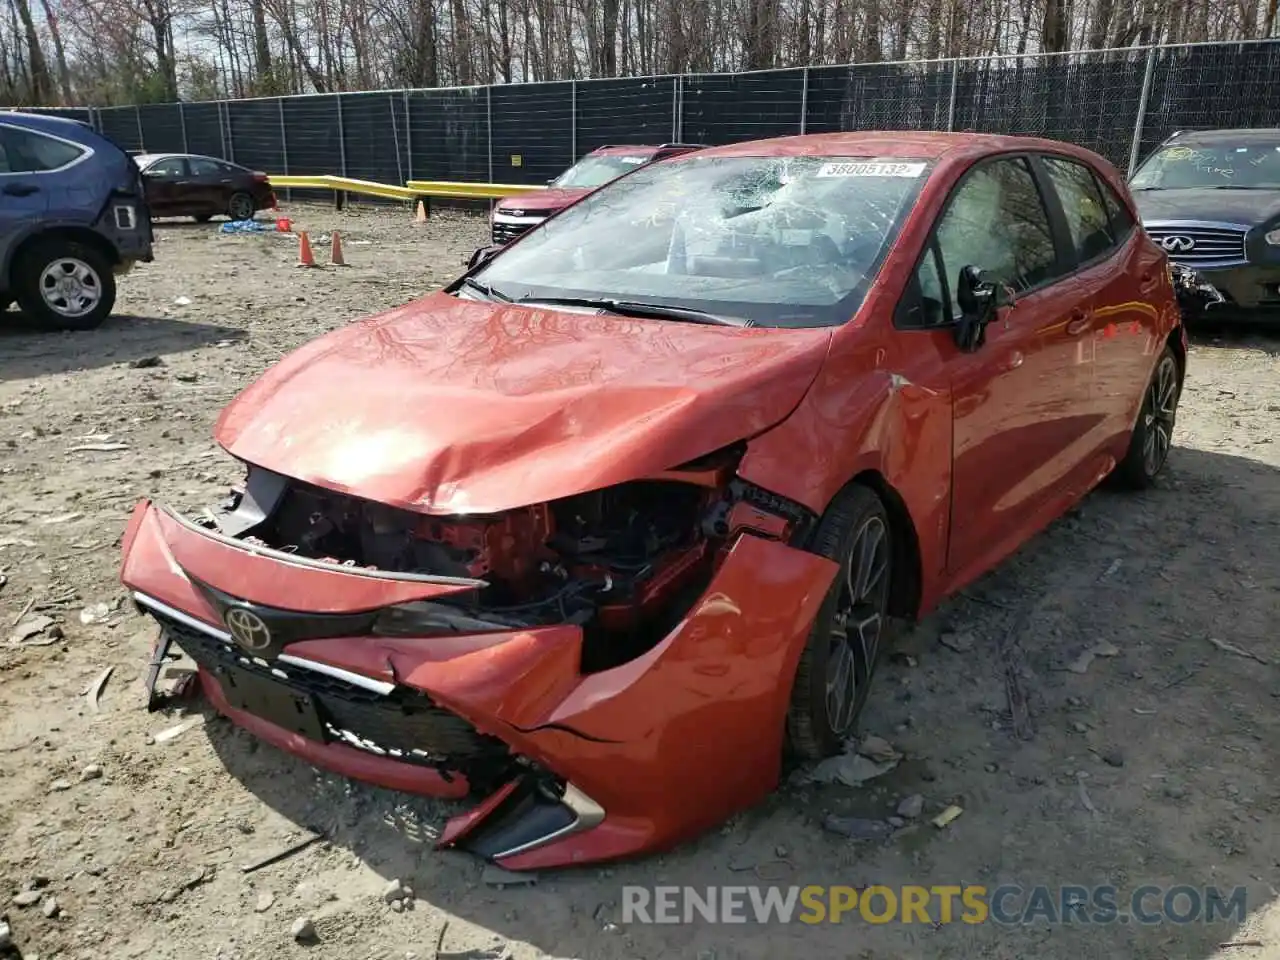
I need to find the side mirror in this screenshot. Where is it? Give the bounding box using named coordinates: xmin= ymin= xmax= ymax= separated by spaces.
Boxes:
xmin=952 ymin=266 xmax=1014 ymax=352
xmin=466 ymin=245 xmax=502 ymax=270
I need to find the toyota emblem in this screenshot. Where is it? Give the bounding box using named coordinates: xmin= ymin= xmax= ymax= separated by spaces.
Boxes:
xmin=224 ymin=607 xmax=272 ymax=652
xmin=1161 ymin=235 xmax=1196 ymax=253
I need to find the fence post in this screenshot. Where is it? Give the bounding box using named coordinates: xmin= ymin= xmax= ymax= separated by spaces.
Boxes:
xmin=178 ymin=102 xmax=189 ymax=153
xmin=389 ymin=94 xmax=404 ymax=186
xmin=1128 ymin=45 xmax=1158 ymax=177
xmin=135 ymin=104 xmax=144 ymax=151
xmin=799 ymin=67 xmax=809 ymax=134
xmin=278 ymin=97 xmax=288 ymax=174
xmin=226 ymin=104 xmax=236 ymax=163
xmin=570 ymin=79 xmax=577 ymax=161
xmin=670 ymin=77 xmax=678 ymax=142
xmin=486 ymin=86 xmax=494 ymax=183
xmin=335 ymin=95 xmax=347 ymax=176
xmin=403 ymin=91 xmax=413 ymax=181
xmin=946 ymin=60 xmax=959 ymax=131
xmin=218 ymin=102 xmax=228 ymax=159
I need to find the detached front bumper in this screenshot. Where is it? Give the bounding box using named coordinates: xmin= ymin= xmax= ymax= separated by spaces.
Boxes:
xmin=120 ymin=499 xmax=836 ymax=869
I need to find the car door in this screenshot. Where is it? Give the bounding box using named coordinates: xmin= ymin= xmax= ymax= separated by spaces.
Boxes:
xmin=188 ymin=157 xmax=233 ymax=214
xmin=0 ymin=125 xmax=55 ymax=232
xmin=140 ymin=156 xmax=189 ymax=216
xmin=910 ymin=156 xmax=1096 ymax=578
xmin=1040 ymin=154 xmax=1163 ymax=449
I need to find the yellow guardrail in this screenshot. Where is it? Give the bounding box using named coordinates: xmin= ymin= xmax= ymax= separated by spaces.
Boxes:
xmin=270 ymin=174 xmax=547 ymax=202
xmin=406 ymin=179 xmax=547 ymax=200
xmin=270 ymin=174 xmax=419 ymax=201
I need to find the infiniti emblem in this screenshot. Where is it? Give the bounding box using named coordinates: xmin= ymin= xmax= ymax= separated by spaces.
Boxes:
xmin=1161 ymin=235 xmax=1196 ymax=253
xmin=224 ymin=607 xmax=272 ymax=652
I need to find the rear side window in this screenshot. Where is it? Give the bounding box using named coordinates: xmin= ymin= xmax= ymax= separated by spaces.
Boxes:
xmin=1096 ymin=176 xmax=1135 ymax=238
xmin=189 ymin=157 xmax=225 ymax=176
xmin=1042 ymin=156 xmax=1116 ymax=262
xmin=0 ymin=125 xmax=86 ymax=174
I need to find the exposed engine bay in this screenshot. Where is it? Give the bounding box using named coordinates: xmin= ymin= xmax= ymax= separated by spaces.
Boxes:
xmin=201 ymin=453 xmax=811 ymax=672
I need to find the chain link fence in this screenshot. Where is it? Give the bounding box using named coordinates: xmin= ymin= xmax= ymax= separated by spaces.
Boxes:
xmin=18 ymin=38 xmax=1280 ymax=184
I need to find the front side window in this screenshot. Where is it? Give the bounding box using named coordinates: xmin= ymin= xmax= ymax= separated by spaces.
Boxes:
xmin=1042 ymin=156 xmax=1116 ymax=262
xmin=0 ymin=125 xmax=86 ymax=174
xmin=1131 ymin=142 xmax=1280 ymax=190
xmin=145 ymin=157 xmax=187 ymax=177
xmin=932 ymin=157 xmax=1058 ymax=318
xmin=472 ymin=155 xmax=931 ymax=327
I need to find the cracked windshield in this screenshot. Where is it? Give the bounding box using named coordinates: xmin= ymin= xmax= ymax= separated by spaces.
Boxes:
xmin=553 ymin=153 xmax=651 ymax=187
xmin=474 ymin=155 xmax=929 ymax=327
xmin=1131 ymin=141 xmax=1280 ymax=189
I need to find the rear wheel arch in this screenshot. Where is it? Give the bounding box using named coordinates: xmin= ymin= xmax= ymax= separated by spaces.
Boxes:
xmin=7 ymin=226 xmax=119 ymax=287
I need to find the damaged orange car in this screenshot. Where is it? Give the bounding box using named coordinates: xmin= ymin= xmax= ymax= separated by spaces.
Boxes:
xmin=120 ymin=132 xmax=1186 ymax=870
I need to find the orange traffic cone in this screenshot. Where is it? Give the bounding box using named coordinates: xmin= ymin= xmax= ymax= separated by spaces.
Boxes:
xmin=296 ymin=230 xmax=318 ymax=268
xmin=414 ymin=200 xmax=427 ymax=224
xmin=330 ymin=231 xmax=347 ymax=266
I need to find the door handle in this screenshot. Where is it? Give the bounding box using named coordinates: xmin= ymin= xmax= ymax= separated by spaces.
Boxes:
xmin=2 ymin=183 xmax=39 ymax=197
xmin=1066 ymin=310 xmax=1091 ymax=336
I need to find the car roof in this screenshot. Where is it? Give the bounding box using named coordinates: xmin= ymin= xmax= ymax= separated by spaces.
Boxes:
xmin=589 ymin=144 xmax=689 ymax=157
xmin=690 ymin=131 xmax=1098 ymax=162
xmin=0 ymin=110 xmax=91 ymax=134
xmin=1165 ymin=128 xmax=1280 ymax=146
xmin=135 ymin=152 xmax=237 ymax=165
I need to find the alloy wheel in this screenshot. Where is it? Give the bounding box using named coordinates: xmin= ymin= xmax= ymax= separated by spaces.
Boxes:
xmin=825 ymin=515 xmax=890 ymax=735
xmin=1142 ymin=355 xmax=1178 ymax=476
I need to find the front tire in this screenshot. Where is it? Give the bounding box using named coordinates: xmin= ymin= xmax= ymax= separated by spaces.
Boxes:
xmin=1114 ymin=346 xmax=1180 ymax=489
xmin=14 ymin=241 xmax=116 ymax=331
xmin=786 ymin=484 xmax=893 ymax=760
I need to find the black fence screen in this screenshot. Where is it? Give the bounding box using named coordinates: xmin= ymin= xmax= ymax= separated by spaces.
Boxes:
xmin=13 ymin=39 xmax=1280 ymax=184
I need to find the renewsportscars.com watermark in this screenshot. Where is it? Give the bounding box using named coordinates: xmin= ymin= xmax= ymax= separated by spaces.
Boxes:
xmin=621 ymin=884 xmax=1248 ymax=926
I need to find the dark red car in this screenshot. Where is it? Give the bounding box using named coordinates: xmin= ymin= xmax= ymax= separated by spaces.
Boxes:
xmin=135 ymin=153 xmax=276 ymax=222
xmin=490 ymin=143 xmax=704 ymax=244
xmin=120 ymin=132 xmax=1185 ymax=872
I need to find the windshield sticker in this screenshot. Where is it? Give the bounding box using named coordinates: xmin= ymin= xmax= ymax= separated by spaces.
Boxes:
xmin=816 ymin=161 xmax=926 ymax=178
xmin=621 ymin=156 xmax=647 ymax=164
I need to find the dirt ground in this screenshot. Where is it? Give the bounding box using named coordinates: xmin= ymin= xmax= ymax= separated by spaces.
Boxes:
xmin=2 ymin=203 xmax=1280 ymax=960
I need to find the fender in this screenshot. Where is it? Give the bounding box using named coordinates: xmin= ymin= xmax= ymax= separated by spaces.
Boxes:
xmin=739 ymin=302 xmax=956 ymax=616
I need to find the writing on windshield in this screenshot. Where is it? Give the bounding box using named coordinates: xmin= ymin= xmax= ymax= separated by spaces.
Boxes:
xmin=1131 ymin=144 xmax=1280 ymax=189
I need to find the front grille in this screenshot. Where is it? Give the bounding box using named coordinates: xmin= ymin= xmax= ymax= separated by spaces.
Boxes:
xmin=154 ymin=613 xmax=509 ymax=776
xmin=1144 ymin=223 xmax=1248 ymax=268
xmin=492 ymin=220 xmax=538 ymax=245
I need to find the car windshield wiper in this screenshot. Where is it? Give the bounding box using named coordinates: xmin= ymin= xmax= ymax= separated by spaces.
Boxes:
xmin=514 ymin=296 xmax=751 ymax=327
xmin=459 ymin=277 xmax=511 ymax=302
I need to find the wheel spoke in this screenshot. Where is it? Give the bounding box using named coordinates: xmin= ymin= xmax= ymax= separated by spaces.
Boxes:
xmin=850 ymin=612 xmax=882 ymax=674
xmin=847 ymin=518 xmax=886 ymax=602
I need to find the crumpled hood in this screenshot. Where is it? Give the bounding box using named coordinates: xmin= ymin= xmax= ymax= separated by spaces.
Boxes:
xmin=215 ymin=293 xmax=833 ymax=515
xmin=1134 ymin=188 xmax=1280 ymax=227
xmin=494 ymin=188 xmax=590 ymax=215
